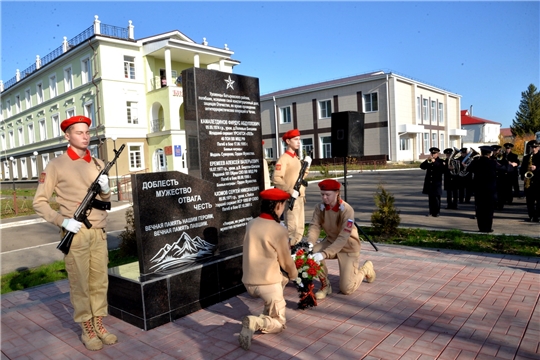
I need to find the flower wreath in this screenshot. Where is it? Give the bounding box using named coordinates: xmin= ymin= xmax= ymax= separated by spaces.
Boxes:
xmin=290 ymin=240 xmax=323 ymax=310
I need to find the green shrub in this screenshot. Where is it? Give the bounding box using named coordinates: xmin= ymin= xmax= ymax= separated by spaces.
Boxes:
xmin=371 ymin=185 xmax=401 ymax=235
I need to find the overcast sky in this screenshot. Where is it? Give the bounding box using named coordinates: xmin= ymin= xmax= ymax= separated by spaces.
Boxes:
xmin=1 ymin=1 xmax=538 ymax=129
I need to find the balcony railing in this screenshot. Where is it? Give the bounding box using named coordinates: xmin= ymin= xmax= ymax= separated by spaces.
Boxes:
xmin=151 ymin=118 xmax=164 ymax=133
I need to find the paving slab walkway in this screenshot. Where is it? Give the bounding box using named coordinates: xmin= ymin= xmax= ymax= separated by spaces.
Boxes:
xmin=2 ymin=244 xmax=539 ymax=360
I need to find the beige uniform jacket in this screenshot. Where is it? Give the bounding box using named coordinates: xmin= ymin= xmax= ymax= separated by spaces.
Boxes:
xmin=272 ymin=151 xmax=308 ymax=197
xmin=306 ymin=201 xmax=361 ymax=258
xmin=33 ymin=151 xmax=110 ymax=229
xmin=242 ymin=216 xmax=297 ymax=285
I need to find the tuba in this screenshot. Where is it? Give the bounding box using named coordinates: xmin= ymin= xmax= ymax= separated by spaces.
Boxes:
xmin=459 ymin=148 xmax=479 ymax=177
xmin=448 ymin=147 xmax=461 ymax=175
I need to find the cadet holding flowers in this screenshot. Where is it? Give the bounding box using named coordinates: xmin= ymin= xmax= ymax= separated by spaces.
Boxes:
xmin=239 ymin=188 xmax=297 ymax=351
xmin=305 ymin=179 xmax=376 ymax=300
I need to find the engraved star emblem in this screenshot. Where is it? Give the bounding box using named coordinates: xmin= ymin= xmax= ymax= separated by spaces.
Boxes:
xmin=224 ymin=76 xmax=235 ymax=90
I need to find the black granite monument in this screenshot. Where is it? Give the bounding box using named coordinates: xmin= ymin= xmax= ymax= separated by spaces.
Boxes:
xmin=107 ymin=68 xmax=263 ymax=330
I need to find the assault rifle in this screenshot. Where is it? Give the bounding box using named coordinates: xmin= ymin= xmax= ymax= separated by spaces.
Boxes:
xmin=289 ymin=152 xmax=312 ymax=210
xmin=57 ymin=144 xmax=125 ymax=255
xmin=354 ymin=223 xmax=379 ymax=251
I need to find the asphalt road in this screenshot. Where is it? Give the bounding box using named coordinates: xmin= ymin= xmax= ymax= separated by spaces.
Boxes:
xmin=1 ymin=169 xmax=538 ymax=275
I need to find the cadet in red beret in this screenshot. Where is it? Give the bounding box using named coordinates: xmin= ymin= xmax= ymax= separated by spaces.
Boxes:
xmin=239 ymin=187 xmax=297 ymax=350
xmin=272 ymin=128 xmax=310 ymax=246
xmin=303 ymin=178 xmax=376 ymax=301
xmin=33 ymin=115 xmax=116 ymax=351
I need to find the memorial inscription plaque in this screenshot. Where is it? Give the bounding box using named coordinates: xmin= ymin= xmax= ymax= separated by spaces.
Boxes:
xmin=182 ymin=68 xmax=263 ymax=251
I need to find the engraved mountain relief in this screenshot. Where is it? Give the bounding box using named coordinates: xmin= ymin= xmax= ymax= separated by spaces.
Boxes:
xmin=149 ymin=232 xmax=215 ymax=272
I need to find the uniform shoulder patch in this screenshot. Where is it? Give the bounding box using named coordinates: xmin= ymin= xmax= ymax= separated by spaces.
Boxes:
xmin=38 ymin=172 xmax=46 ymax=183
xmin=275 ymin=164 xmax=282 ymax=171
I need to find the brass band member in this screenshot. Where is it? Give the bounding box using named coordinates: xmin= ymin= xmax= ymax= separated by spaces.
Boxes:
xmin=443 ymin=148 xmax=459 ymax=209
xmin=420 ymin=147 xmax=445 ymax=217
xmin=504 ymin=143 xmax=521 ymax=201
xmin=520 ymin=140 xmax=540 ymax=222
xmin=467 ymin=146 xmax=518 ymax=232
xmin=457 ymin=147 xmax=473 ymax=203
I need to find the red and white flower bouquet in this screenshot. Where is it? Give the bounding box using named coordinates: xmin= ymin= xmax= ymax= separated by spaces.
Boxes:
xmin=291 ymin=241 xmax=323 ymax=310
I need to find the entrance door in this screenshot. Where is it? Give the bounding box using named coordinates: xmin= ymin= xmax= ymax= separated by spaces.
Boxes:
xmin=154 ymin=149 xmax=167 ymax=172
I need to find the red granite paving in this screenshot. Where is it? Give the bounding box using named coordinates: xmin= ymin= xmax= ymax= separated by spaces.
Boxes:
xmin=2 ymin=245 xmax=539 ymax=359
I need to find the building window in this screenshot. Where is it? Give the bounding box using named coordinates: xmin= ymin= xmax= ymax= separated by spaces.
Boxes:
xmin=49 ymin=74 xmax=57 ymax=98
xmin=264 ymin=147 xmax=273 ymax=159
xmin=6 ymin=100 xmax=11 ymax=117
xmin=30 ymin=154 xmax=38 ymax=178
xmin=36 ymin=83 xmax=43 ymax=104
xmin=301 ymin=138 xmax=313 ymax=157
xmin=128 ymin=144 xmax=143 ymax=171
xmin=127 ymin=102 xmax=139 ymax=124
xmin=64 ymin=66 xmax=73 ymax=92
xmin=431 ymin=101 xmax=436 ymax=123
xmin=18 ymin=127 xmax=24 ymax=146
xmin=8 ymin=131 xmax=14 ymax=149
xmin=0 ymin=133 xmax=5 ymax=150
xmin=52 ymin=114 xmax=60 ymax=138
xmin=15 ymin=95 xmax=21 ymax=114
xmin=400 ymin=137 xmax=410 ymax=151
xmin=20 ymin=158 xmax=28 ymax=179
xmin=319 ymin=100 xmax=331 ymax=118
xmin=66 ymin=108 xmax=75 ymax=119
xmin=416 ymin=97 xmax=421 ymax=123
xmin=280 ymin=106 xmax=291 ymax=124
xmin=54 ymin=151 xmax=63 ymax=158
xmin=25 ymin=89 xmax=32 ymax=109
xmin=39 ymin=118 xmax=47 ymax=141
xmin=11 ymin=158 xmax=18 ymax=179
xmin=423 ymin=133 xmax=429 ymax=154
xmin=88 ymin=145 xmax=99 ymax=158
xmin=321 ymin=136 xmax=332 ymax=158
xmin=81 ymin=57 xmax=92 ymax=84
xmin=363 ymin=93 xmax=378 ymax=112
xmin=3 ymin=161 xmax=10 ymax=179
xmin=422 ymin=98 xmax=428 ymax=121
xmin=439 ymin=134 xmax=444 ymax=151
xmin=27 ymin=124 xmax=35 ymax=144
xmin=124 ymin=56 xmax=136 ymax=79
xmin=84 ymin=102 xmax=95 ymax=127
xmin=438 ymin=103 xmax=444 ymax=124
xmin=42 ymin=154 xmax=50 ymax=169
xmin=432 ymin=132 xmax=437 ymax=148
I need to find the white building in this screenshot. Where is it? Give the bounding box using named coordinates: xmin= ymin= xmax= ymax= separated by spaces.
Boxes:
xmin=0 ymin=16 xmax=238 ymax=189
xmin=260 ymin=71 xmax=467 ymax=163
xmin=460 ymin=109 xmax=501 ymax=148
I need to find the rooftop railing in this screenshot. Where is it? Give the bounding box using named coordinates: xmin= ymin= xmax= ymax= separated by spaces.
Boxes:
xmin=2 ymin=21 xmax=132 ymax=93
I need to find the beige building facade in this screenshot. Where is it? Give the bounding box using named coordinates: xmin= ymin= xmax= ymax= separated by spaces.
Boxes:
xmin=260 ymin=71 xmax=466 ymax=163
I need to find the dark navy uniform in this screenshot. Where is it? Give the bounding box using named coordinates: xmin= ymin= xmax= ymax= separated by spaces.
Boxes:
xmin=457 ymin=148 xmax=473 ymax=203
xmin=503 ymin=143 xmax=521 ymax=201
xmin=520 ymin=141 xmax=540 ymax=222
xmin=468 ymin=146 xmax=516 ymax=232
xmin=420 ymin=147 xmax=445 ymax=217
xmin=442 ymin=148 xmax=459 ymax=209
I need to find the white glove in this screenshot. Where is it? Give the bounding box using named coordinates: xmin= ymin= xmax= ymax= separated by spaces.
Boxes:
xmin=304 ymin=156 xmax=312 ymax=167
xmin=97 ymin=174 xmax=110 ymax=194
xmin=62 ymin=218 xmax=83 ymax=233
xmin=292 ymin=190 xmax=299 ymax=199
xmin=313 ymin=252 xmax=324 ymax=263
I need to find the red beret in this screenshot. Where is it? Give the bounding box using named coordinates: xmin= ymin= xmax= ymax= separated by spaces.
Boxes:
xmin=318 ymin=179 xmax=341 ymax=191
xmin=61 ymin=116 xmax=91 ymax=132
xmin=260 ymin=188 xmax=290 ymax=201
xmin=282 ymin=129 xmax=300 ymax=141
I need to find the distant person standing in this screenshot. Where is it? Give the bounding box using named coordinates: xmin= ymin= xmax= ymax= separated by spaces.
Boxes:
xmin=33 ymin=116 xmax=117 ymax=351
xmin=520 ymin=140 xmax=540 ymax=222
xmin=443 ymin=148 xmax=459 ymax=210
xmin=271 ymin=129 xmax=310 ymax=245
xmin=457 ymin=148 xmax=473 ymax=203
xmin=467 ymin=146 xmax=517 ymax=232
xmin=420 ymin=147 xmax=445 ymax=217
xmin=503 ymin=143 xmax=521 ymax=201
